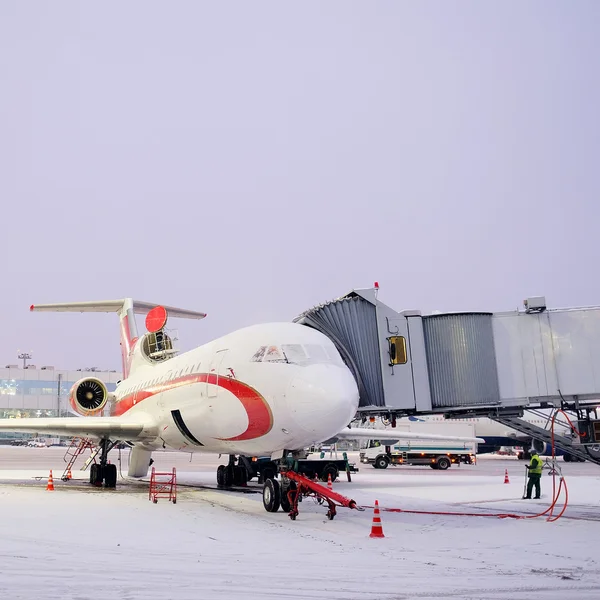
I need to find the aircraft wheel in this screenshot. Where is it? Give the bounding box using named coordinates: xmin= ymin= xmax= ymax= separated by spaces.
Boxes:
xmin=223 ymin=466 xmax=234 ymax=487
xmin=90 ymin=463 xmax=103 ymax=486
xmin=263 ymin=478 xmax=281 ymax=513
xmin=216 ymin=465 xmax=226 ymax=486
xmin=233 ymin=465 xmax=247 ymax=486
xmin=104 ymin=464 xmax=117 ymax=488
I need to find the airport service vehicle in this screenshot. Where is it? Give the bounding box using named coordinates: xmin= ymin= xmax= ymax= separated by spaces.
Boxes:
xmin=359 ymin=423 xmax=477 ymax=470
xmin=0 ymin=299 xmax=481 ymax=514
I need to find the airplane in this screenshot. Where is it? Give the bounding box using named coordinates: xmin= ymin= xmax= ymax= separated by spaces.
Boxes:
xmin=403 ymin=414 xmax=585 ymax=461
xmin=0 ymin=299 xmax=483 ymax=513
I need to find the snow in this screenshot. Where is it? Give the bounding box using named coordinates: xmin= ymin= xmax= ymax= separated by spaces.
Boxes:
xmin=0 ymin=454 xmax=599 ymax=599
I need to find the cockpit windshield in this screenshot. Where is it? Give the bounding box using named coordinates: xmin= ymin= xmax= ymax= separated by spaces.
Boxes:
xmin=250 ymin=343 xmax=344 ymax=366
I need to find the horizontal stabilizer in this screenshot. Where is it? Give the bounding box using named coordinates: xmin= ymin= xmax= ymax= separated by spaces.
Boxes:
xmin=0 ymin=417 xmax=158 ymax=441
xmin=334 ymin=427 xmax=484 ymax=444
xmin=30 ymin=300 xmax=206 ymax=320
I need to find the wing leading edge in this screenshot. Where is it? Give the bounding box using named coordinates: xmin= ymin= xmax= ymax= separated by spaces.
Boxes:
xmin=0 ymin=417 xmax=158 ymax=441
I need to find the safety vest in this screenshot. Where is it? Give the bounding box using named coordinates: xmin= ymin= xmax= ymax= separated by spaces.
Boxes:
xmin=529 ymin=454 xmax=543 ymax=475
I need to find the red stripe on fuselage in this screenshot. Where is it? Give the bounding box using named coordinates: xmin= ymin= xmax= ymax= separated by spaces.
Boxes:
xmin=113 ymin=373 xmax=273 ymax=441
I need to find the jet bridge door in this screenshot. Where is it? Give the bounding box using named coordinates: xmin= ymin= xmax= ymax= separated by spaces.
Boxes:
xmin=295 ymin=295 xmax=385 ymax=407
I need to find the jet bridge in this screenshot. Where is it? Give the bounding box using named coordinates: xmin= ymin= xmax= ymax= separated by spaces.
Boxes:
xmin=294 ymin=288 xmax=600 ymax=417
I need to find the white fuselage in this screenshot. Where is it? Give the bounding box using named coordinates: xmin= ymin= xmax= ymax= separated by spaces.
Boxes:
xmin=112 ymin=322 xmax=359 ymax=456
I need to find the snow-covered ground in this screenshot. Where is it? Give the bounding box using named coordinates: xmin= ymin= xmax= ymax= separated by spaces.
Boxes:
xmin=0 ymin=450 xmax=598 ymax=599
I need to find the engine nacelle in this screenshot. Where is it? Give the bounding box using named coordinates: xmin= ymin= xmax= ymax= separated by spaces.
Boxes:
xmin=531 ymin=439 xmax=550 ymax=455
xmin=69 ymin=377 xmax=111 ymax=416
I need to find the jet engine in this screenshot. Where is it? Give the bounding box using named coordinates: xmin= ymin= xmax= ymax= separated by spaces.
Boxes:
xmin=531 ymin=439 xmax=550 ymax=455
xmin=69 ymin=377 xmax=111 ymax=416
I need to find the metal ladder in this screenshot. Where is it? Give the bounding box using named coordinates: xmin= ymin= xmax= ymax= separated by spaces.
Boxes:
xmin=490 ymin=415 xmax=600 ymax=466
xmin=61 ymin=437 xmax=99 ymax=481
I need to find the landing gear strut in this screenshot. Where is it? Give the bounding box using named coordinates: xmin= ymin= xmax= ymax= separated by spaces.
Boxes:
xmin=90 ymin=438 xmax=118 ymax=488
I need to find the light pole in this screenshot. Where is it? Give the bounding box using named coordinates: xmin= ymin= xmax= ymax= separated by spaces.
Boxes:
xmin=17 ymin=351 xmax=32 ymax=370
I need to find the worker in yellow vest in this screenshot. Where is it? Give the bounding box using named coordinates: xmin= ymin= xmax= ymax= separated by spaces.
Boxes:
xmin=523 ymin=452 xmax=543 ymax=499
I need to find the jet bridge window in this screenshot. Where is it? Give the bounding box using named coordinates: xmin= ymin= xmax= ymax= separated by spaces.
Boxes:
xmin=388 ymin=336 xmax=407 ymax=365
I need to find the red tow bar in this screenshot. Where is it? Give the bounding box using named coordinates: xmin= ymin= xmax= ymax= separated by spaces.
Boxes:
xmin=281 ymin=470 xmax=361 ymax=520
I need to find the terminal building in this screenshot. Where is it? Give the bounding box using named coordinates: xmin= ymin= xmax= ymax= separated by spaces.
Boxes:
xmin=0 ymin=364 xmax=121 ymax=440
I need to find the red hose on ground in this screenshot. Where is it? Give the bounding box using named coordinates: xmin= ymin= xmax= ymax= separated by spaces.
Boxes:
xmin=361 ymin=409 xmax=584 ymax=522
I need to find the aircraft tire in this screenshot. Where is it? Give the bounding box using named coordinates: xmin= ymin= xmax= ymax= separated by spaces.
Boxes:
xmin=223 ymin=466 xmax=234 ymax=487
xmin=233 ymin=466 xmax=247 ymax=486
xmin=216 ymin=465 xmax=225 ymax=486
xmin=90 ymin=463 xmax=103 ymax=486
xmin=104 ymin=464 xmax=117 ymax=488
xmin=263 ymin=478 xmax=281 ymax=512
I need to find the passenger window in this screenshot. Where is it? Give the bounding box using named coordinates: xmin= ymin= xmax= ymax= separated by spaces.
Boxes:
xmin=388 ymin=336 xmax=407 ymax=365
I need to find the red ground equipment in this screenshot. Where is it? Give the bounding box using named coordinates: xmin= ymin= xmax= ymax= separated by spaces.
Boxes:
xmin=281 ymin=470 xmax=362 ymax=520
xmin=149 ymin=467 xmax=177 ymax=504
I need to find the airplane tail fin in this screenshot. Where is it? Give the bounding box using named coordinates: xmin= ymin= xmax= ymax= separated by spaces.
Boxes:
xmin=30 ymin=299 xmax=206 ymax=378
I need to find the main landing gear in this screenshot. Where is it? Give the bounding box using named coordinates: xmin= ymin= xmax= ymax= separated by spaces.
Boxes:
xmin=216 ymin=455 xmax=250 ymax=487
xmin=89 ymin=438 xmax=119 ymax=488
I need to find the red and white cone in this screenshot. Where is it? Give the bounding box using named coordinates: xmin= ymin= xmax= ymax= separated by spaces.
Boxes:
xmin=369 ymin=500 xmax=385 ymax=538
xmin=327 ymin=472 xmax=333 ymax=490
xmin=46 ymin=470 xmax=55 ymax=491
xmin=504 ymin=469 xmax=510 ymax=484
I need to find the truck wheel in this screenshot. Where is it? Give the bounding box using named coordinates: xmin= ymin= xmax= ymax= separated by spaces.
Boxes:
xmin=263 ymin=478 xmax=281 ymax=513
xmin=280 ymin=481 xmax=296 ymax=513
xmin=320 ymin=464 xmax=339 ymax=483
xmin=375 ymin=456 xmax=389 ymax=470
xmin=429 ymin=463 xmax=438 ymax=469
xmin=260 ymin=462 xmax=277 ymax=483
xmin=563 ymin=454 xmax=572 ymax=463
xmin=437 ymin=457 xmax=451 ymax=470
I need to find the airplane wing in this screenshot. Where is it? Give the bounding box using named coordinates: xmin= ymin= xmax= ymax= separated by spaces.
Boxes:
xmin=333 ymin=428 xmax=484 ymax=444
xmin=0 ymin=417 xmax=158 ymax=441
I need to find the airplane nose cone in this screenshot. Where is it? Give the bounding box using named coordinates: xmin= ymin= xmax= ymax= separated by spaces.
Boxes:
xmin=287 ymin=365 xmax=359 ymax=436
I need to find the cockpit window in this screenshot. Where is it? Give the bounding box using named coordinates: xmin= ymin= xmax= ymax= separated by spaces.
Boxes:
xmin=251 ymin=346 xmax=267 ymax=362
xmin=265 ymin=346 xmax=287 ymax=362
xmin=250 ymin=343 xmax=343 ymax=365
xmin=281 ymin=344 xmax=307 ymax=363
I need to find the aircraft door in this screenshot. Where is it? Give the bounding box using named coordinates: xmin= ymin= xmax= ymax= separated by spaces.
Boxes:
xmin=207 ymin=349 xmax=228 ymax=398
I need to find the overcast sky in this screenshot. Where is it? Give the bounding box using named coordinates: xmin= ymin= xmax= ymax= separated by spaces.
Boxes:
xmin=1 ymin=1 xmax=598 ymax=371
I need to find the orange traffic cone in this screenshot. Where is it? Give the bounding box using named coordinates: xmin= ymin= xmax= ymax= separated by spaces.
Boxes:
xmin=504 ymin=469 xmax=510 ymax=484
xmin=369 ymin=500 xmax=385 ymax=538
xmin=327 ymin=472 xmax=333 ymax=490
xmin=46 ymin=470 xmax=55 ymax=491
xmin=67 ymin=468 xmax=72 ymax=480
